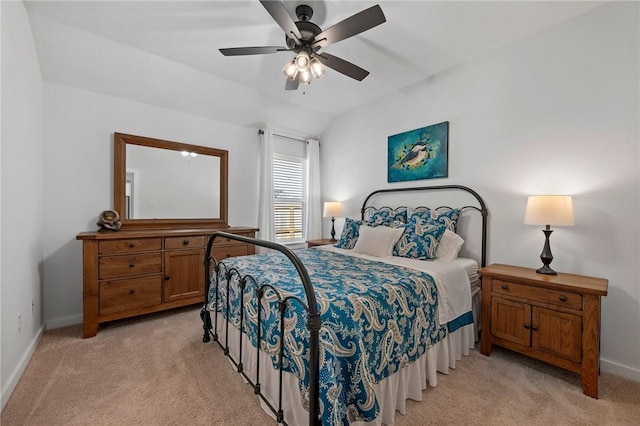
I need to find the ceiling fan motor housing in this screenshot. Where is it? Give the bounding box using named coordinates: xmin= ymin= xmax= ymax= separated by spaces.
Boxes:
xmin=285 ymin=5 xmax=322 ymax=51
xmin=296 ymin=4 xmax=313 ymax=21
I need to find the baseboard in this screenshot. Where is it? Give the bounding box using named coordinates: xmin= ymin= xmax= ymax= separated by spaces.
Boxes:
xmin=601 ymin=358 xmax=640 ymax=382
xmin=45 ymin=313 xmax=82 ymax=330
xmin=1 ymin=325 xmax=45 ymax=411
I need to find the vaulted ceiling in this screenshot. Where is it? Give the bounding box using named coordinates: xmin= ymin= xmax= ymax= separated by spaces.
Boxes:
xmin=24 ymin=1 xmax=607 ymax=135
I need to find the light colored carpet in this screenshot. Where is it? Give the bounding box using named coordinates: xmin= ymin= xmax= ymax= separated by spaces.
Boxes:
xmin=2 ymin=306 xmax=639 ymax=425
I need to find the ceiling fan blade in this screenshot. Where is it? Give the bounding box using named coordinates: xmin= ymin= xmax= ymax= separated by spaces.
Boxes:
xmin=219 ymin=46 xmax=288 ymax=56
xmin=285 ymin=75 xmax=300 ymax=91
xmin=315 ymin=53 xmax=369 ymax=81
xmin=313 ymin=5 xmax=386 ymax=49
xmin=259 ymin=0 xmax=302 ymax=42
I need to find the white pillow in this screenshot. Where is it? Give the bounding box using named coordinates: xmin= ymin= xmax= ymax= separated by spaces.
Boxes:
xmin=353 ymin=225 xmax=404 ymax=257
xmin=435 ymin=229 xmax=465 ymax=262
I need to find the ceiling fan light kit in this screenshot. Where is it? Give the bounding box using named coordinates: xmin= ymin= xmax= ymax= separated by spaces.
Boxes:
xmin=294 ymin=51 xmax=310 ymax=71
xmin=282 ymin=60 xmax=298 ymax=80
xmin=220 ymin=1 xmax=386 ymax=90
xmin=310 ymin=58 xmax=326 ymax=79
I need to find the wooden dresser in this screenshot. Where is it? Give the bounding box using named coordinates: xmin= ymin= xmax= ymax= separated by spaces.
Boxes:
xmin=479 ymin=263 xmax=608 ymax=398
xmin=76 ymin=227 xmax=257 ymax=338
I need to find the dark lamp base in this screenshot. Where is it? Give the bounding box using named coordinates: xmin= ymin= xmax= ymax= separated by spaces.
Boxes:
xmin=536 ymin=264 xmax=558 ymax=275
xmin=330 ymin=217 xmax=336 ymax=242
xmin=535 ymin=226 xmax=558 ymax=275
xmin=329 ymin=238 xmax=337 ymax=243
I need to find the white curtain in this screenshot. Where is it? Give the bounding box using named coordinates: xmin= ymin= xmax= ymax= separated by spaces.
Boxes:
xmin=257 ymin=129 xmax=275 ymax=252
xmin=305 ymin=138 xmax=322 ymax=240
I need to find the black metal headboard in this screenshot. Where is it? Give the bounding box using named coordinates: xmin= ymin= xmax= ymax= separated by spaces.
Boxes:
xmin=360 ymin=185 xmax=488 ymax=267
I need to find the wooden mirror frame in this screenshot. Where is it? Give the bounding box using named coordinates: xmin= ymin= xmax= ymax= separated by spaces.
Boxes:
xmin=113 ymin=132 xmax=228 ymax=229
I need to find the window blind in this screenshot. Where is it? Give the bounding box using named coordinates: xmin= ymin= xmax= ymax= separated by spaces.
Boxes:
xmin=273 ymin=156 xmax=305 ymax=242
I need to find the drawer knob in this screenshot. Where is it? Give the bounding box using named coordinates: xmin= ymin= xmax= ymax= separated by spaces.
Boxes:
xmin=531 ymin=324 xmax=539 ymax=331
xmin=183 ymin=239 xmax=189 ymax=245
xmin=128 ymin=243 xmax=135 ymax=248
xmin=129 ymin=289 xmax=136 ymax=295
xmin=164 ymin=275 xmax=171 ymax=281
xmin=129 ymin=263 xmax=135 ymax=268
xmin=559 ymin=295 xmax=568 ymax=302
xmin=501 ymin=284 xmax=508 ymax=290
xmin=524 ymin=323 xmax=531 ymax=330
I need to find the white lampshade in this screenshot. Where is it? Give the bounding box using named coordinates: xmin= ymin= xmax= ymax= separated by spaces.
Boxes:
xmin=323 ymin=201 xmax=343 ymax=218
xmin=524 ymin=195 xmax=574 ymax=226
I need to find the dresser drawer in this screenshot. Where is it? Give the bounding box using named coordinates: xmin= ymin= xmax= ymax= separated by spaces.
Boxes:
xmin=99 ymin=253 xmax=162 ymax=280
xmin=214 ymin=234 xmax=251 ymax=246
xmin=492 ymin=279 xmax=582 ymax=310
xmin=165 ymin=236 xmax=205 ymax=250
xmin=99 ymin=276 xmax=162 ymax=315
xmin=99 ymin=238 xmax=161 ymax=255
xmin=211 ymin=245 xmax=248 ymax=261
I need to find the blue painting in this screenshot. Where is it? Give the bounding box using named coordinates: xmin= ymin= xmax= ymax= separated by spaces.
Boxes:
xmin=388 ymin=121 xmax=449 ymax=183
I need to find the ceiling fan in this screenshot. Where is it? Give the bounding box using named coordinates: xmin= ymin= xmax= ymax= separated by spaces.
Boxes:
xmin=219 ymin=1 xmax=386 ymax=90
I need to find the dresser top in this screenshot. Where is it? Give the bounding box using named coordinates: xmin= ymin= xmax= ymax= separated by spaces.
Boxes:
xmin=76 ymin=227 xmax=258 ymax=241
xmin=479 ymin=263 xmax=608 ymax=296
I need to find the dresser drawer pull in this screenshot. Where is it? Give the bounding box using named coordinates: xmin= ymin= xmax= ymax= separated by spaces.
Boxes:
xmin=129 ymin=289 xmax=136 ymax=295
xmin=559 ymin=295 xmax=568 ymax=302
xmin=129 ymin=263 xmax=135 ymax=268
xmin=501 ymin=284 xmax=508 ymax=290
xmin=183 ymin=239 xmax=189 ymax=246
xmin=164 ymin=275 xmax=171 ymax=281
xmin=531 ymin=324 xmax=539 ymax=331
xmin=524 ymin=323 xmax=531 ymax=329
xmin=128 ymin=243 xmax=135 ymax=248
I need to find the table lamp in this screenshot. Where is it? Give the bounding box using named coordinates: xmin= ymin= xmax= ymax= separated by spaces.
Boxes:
xmin=524 ymin=195 xmax=574 ymax=275
xmin=323 ymin=201 xmax=343 ymax=242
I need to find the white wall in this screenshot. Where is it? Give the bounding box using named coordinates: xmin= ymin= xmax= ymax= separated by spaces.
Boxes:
xmin=1 ymin=1 xmax=45 ymax=409
xmin=321 ymin=2 xmax=640 ymax=380
xmin=42 ymin=83 xmax=260 ymax=327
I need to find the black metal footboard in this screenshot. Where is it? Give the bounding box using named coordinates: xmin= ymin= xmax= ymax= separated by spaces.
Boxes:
xmin=201 ymin=231 xmax=321 ymax=426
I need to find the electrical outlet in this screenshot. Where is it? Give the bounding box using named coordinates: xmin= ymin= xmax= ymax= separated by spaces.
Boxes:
xmin=17 ymin=314 xmax=22 ymax=333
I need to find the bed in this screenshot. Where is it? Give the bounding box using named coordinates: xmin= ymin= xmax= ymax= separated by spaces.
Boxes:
xmin=201 ymin=185 xmax=488 ymax=426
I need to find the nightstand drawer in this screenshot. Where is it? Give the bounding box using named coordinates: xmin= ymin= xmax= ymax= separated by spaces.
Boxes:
xmin=492 ymin=279 xmax=582 ymax=310
xmin=99 ymin=253 xmax=162 ymax=280
xmin=165 ymin=236 xmax=205 ymax=249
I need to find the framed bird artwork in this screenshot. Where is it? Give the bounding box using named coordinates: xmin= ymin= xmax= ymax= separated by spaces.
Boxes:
xmin=387 ymin=121 xmax=449 ymax=183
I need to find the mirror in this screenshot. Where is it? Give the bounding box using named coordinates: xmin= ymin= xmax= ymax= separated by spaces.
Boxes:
xmin=114 ymin=133 xmax=228 ymax=229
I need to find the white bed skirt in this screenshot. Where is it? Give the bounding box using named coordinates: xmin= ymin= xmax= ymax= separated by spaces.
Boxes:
xmin=212 ymin=316 xmax=475 ymax=426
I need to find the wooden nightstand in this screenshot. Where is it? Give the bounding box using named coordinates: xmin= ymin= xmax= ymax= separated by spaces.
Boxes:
xmin=306 ymin=238 xmax=336 ymax=248
xmin=479 ymin=263 xmax=608 ymax=398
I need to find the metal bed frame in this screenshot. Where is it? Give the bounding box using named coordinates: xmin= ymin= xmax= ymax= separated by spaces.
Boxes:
xmin=201 ymin=185 xmax=488 ymax=426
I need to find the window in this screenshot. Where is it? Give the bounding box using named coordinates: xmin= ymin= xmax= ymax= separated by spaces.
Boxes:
xmin=273 ymin=155 xmax=306 ymax=243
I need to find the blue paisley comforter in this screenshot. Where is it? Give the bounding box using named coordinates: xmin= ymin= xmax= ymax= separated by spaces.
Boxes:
xmin=204 ymin=248 xmax=471 ymax=425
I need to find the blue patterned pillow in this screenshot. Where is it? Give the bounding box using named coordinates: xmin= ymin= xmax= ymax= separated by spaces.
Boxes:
xmin=393 ymin=215 xmax=447 ymax=260
xmin=366 ymin=207 xmax=408 ymax=228
xmin=410 ymin=207 xmax=461 ymax=232
xmin=335 ymin=218 xmax=363 ymax=249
